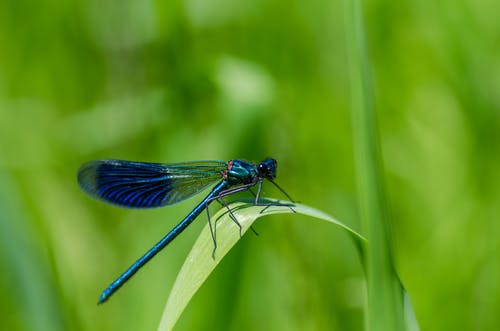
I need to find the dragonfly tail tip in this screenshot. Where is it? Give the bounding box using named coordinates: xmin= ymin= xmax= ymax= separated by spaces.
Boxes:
xmin=97 ymin=293 xmax=108 ymax=305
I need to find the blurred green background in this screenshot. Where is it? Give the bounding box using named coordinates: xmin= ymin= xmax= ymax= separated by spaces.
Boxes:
xmin=1 ymin=0 xmax=499 ymax=330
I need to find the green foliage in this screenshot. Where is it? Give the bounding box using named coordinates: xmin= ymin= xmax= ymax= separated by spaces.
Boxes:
xmin=158 ymin=200 xmax=366 ymax=330
xmin=345 ymin=0 xmax=406 ymax=330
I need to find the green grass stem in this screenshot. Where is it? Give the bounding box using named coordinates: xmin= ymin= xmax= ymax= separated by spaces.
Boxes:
xmin=344 ymin=0 xmax=407 ymax=330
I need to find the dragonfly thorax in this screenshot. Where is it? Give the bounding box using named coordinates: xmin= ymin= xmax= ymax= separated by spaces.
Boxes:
xmin=225 ymin=158 xmax=277 ymax=186
xmin=226 ymin=160 xmax=258 ymax=185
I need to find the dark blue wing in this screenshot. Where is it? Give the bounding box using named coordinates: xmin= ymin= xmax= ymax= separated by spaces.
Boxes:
xmin=77 ymin=160 xmax=226 ymax=208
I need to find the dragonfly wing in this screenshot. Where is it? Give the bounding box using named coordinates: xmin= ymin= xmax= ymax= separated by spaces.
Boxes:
xmin=77 ymin=160 xmax=226 ymax=208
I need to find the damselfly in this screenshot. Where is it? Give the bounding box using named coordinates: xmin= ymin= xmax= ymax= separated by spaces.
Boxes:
xmin=77 ymin=158 xmax=292 ymax=304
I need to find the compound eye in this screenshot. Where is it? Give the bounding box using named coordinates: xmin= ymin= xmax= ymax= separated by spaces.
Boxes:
xmin=257 ymin=163 xmax=268 ymax=176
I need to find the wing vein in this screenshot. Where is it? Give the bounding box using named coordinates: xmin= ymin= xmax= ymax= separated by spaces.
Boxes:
xmin=77 ymin=160 xmax=226 ymax=208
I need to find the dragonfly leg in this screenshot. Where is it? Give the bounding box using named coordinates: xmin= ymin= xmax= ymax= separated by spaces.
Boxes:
xmin=209 ymin=181 xmax=258 ymax=200
xmin=206 ymin=181 xmax=259 ymax=239
xmin=206 ymin=178 xmax=295 ymax=237
xmin=217 ymin=197 xmax=242 ymax=237
xmin=252 ymin=179 xmax=295 ymax=212
xmin=217 ymin=192 xmax=259 ymax=236
xmin=254 ymin=179 xmax=263 ymax=205
xmin=259 ymin=202 xmax=296 ymax=214
xmin=254 ymin=178 xmax=296 ymax=213
xmin=249 ymin=225 xmax=259 ymax=236
xmin=205 ymin=184 xmax=256 ymax=257
xmin=248 ymin=188 xmax=257 ymax=198
xmin=269 ymin=179 xmax=295 ymax=202
xmin=205 ymin=200 xmax=217 ymax=259
xmin=205 ymin=182 xmax=257 ymax=206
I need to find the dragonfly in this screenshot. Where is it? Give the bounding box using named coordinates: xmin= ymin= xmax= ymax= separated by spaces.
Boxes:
xmin=77 ymin=158 xmax=292 ymax=304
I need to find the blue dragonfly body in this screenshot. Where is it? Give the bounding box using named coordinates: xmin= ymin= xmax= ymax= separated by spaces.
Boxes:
xmin=77 ymin=158 xmax=290 ymax=303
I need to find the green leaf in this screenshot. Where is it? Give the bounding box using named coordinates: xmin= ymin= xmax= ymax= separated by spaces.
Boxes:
xmin=157 ymin=199 xmax=366 ymax=331
xmin=344 ymin=0 xmax=414 ymax=329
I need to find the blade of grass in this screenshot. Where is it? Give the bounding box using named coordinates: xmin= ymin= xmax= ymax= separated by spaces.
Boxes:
xmin=344 ymin=0 xmax=407 ymax=330
xmin=157 ymin=199 xmax=366 ymax=331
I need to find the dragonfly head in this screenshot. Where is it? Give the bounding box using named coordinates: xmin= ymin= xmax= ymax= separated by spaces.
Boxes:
xmin=257 ymin=158 xmax=277 ymax=180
